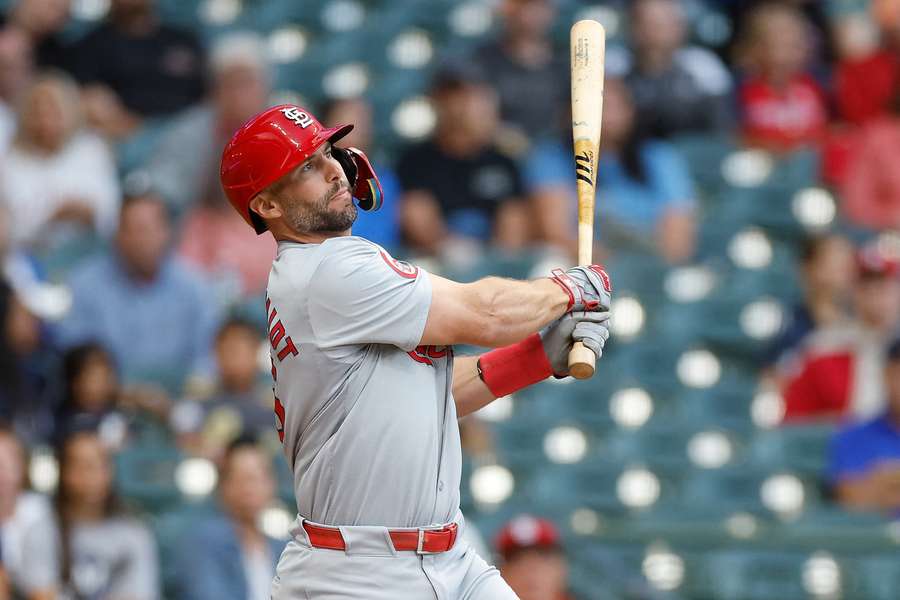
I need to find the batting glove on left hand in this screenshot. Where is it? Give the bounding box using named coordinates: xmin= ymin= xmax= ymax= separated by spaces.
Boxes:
xmin=540 ymin=310 xmax=611 ymax=377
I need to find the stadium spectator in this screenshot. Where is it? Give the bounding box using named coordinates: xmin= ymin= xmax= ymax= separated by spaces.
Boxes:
xmin=828 ymin=336 xmax=900 ymax=514
xmin=174 ymin=437 xmax=284 ymax=600
xmin=780 ymin=242 xmax=900 ymax=422
xmin=0 ymin=72 xmax=120 ymax=250
xmin=322 ymin=97 xmax=402 ymax=250
xmin=175 ymin=318 xmax=275 ymax=458
xmin=1 ymin=0 xmax=71 ymax=70
xmin=834 ymin=3 xmax=900 ymax=126
xmin=766 ymin=234 xmax=856 ymax=367
xmin=0 ymin=425 xmax=54 ymax=600
xmin=734 ymin=2 xmax=828 ymax=152
xmin=72 ymin=0 xmax=206 ymax=139
xmin=18 ymin=430 xmax=159 ymax=599
xmin=471 ymin=0 xmax=566 ymax=143
xmin=840 ymin=88 xmax=900 ymax=230
xmin=0 ymin=280 xmax=54 ymax=444
xmin=526 ymin=78 xmax=696 ymax=263
xmin=396 ymin=64 xmax=529 ymax=257
xmin=495 ymin=515 xmax=571 ymax=600
xmin=58 ymin=193 xmax=220 ymax=394
xmin=614 ymin=0 xmax=733 ymax=139
xmin=155 ymin=33 xmax=276 ymax=299
xmin=53 ymin=343 xmax=125 ymax=444
xmin=0 ymin=27 xmax=32 ymax=151
xmin=149 ymin=32 xmax=271 ymax=214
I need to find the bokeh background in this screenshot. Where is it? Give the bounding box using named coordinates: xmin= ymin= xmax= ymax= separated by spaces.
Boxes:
xmin=3 ymin=0 xmax=900 ymax=599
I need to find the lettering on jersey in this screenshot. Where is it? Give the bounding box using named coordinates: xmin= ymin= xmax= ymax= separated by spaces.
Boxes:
xmin=266 ymin=297 xmax=299 ymax=362
xmin=274 ymin=394 xmax=286 ymax=442
xmin=280 ymin=106 xmax=313 ymax=129
xmin=379 ymin=250 xmax=418 ymax=279
xmin=407 ymin=345 xmax=449 ymax=366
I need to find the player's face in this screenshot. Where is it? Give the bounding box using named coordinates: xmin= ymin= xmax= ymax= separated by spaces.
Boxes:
xmin=270 ymin=142 xmax=356 ymax=235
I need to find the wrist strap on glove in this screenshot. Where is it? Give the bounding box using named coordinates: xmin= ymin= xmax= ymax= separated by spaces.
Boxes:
xmin=477 ymin=334 xmax=553 ymax=398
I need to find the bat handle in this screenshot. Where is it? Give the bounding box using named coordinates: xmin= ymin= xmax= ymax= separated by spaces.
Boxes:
xmin=568 ymin=341 xmax=595 ymax=380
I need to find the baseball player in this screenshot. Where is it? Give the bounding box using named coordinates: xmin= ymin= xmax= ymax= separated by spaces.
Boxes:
xmin=219 ymin=105 xmax=612 ymax=599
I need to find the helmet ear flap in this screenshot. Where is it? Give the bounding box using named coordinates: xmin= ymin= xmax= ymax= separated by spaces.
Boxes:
xmin=332 ymin=146 xmax=383 ymax=212
xmin=332 ymin=146 xmax=358 ymax=186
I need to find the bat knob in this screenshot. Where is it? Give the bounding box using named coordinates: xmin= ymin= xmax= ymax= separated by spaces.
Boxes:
xmin=568 ymin=342 xmax=596 ymax=380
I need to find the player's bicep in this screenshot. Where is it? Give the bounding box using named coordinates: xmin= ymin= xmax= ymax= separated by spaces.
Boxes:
xmin=419 ymin=274 xmax=494 ymax=347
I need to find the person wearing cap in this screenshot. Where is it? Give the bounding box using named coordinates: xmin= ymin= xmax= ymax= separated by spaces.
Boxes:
xmin=495 ymin=515 xmax=571 ymax=600
xmin=780 ymin=241 xmax=900 ymax=422
xmin=828 ymin=336 xmax=900 ymax=513
xmin=219 ymin=104 xmax=613 ymax=599
xmin=395 ymin=63 xmax=530 ymax=258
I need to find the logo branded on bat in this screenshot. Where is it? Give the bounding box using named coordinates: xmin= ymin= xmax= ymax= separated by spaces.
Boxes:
xmin=574 ymin=150 xmax=594 ymax=185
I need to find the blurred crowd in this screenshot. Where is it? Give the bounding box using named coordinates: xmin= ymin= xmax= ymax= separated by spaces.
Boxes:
xmin=3 ymin=0 xmax=900 ymax=598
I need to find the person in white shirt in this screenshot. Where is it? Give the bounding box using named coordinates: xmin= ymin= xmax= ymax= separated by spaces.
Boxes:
xmin=0 ymin=71 xmax=119 ymax=250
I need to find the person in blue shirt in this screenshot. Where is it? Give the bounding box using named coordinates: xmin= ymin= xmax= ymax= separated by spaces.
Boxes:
xmin=525 ymin=77 xmax=697 ymax=263
xmin=828 ymin=337 xmax=900 ymax=513
xmin=175 ymin=436 xmax=286 ymax=600
xmin=57 ymin=193 xmax=220 ymax=395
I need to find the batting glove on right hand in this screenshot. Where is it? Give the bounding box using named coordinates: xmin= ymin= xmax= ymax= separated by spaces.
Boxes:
xmin=549 ymin=265 xmax=612 ymax=312
xmin=540 ymin=310 xmax=611 ymax=377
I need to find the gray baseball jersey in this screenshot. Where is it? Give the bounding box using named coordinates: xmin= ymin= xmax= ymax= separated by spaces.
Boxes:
xmin=265 ymin=235 xmax=461 ymax=528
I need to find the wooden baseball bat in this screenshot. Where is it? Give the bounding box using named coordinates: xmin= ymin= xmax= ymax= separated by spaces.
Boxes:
xmin=567 ymin=20 xmax=605 ymax=380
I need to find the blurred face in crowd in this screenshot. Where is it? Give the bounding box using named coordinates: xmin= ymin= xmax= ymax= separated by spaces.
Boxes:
xmin=502 ymin=548 xmax=568 ymax=600
xmin=219 ymin=446 xmax=274 ymax=525
xmin=71 ymin=349 xmax=118 ymax=413
xmin=216 ymin=324 xmax=261 ymax=393
xmin=18 ymin=75 xmax=80 ymax=153
xmin=116 ymin=196 xmax=171 ymax=279
xmin=631 ymin=0 xmax=686 ymax=60
xmin=601 ymin=79 xmax=636 ymax=149
xmin=855 ymin=274 xmax=900 ymax=331
xmin=324 ymin=98 xmax=373 ymax=152
xmin=60 ymin=432 xmax=113 ymax=513
xmin=12 ymin=0 xmax=70 ymax=37
xmin=0 ymin=432 xmax=25 ymax=515
xmin=253 ymin=142 xmax=356 ymax=238
xmin=500 ymin=0 xmax=555 ymax=40
xmin=803 ymin=236 xmax=856 ymax=297
xmin=214 ymin=63 xmax=269 ymax=130
xmin=0 ymin=28 xmax=32 ymax=102
xmin=743 ymin=6 xmax=810 ymax=81
xmin=434 ymin=83 xmax=498 ymax=152
xmin=109 ymin=0 xmax=153 ymax=21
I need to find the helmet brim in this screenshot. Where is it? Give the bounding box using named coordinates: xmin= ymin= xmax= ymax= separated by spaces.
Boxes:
xmin=323 ymin=123 xmax=354 ymax=146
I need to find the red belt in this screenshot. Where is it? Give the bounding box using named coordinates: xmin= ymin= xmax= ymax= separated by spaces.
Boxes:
xmin=302 ymin=521 xmax=458 ymax=554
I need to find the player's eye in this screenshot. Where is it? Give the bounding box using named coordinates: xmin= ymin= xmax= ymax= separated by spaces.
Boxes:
xmin=302 ymin=162 xmax=314 ymax=172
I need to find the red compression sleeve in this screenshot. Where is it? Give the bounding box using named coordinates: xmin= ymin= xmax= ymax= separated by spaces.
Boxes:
xmin=478 ymin=334 xmax=553 ymax=398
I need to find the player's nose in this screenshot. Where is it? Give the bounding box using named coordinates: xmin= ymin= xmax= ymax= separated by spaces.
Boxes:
xmin=324 ymin=154 xmax=344 ymax=184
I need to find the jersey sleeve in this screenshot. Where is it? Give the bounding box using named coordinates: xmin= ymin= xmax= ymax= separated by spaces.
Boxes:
xmin=308 ymin=238 xmax=432 ymax=351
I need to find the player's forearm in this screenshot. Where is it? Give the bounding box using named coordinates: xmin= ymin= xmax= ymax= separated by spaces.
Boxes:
xmin=452 ymin=355 xmax=496 ymax=418
xmin=464 ymin=277 xmax=569 ymax=347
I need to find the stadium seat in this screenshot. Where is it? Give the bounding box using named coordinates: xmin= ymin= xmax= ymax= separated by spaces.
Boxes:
xmin=748 ymin=424 xmax=835 ymax=476
xmin=115 ymin=443 xmax=185 ymax=513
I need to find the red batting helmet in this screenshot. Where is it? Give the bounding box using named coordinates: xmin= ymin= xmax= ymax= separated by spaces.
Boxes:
xmin=220 ymin=104 xmax=383 ymax=234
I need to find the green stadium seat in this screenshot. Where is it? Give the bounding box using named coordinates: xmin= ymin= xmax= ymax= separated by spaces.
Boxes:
xmin=748 ymin=424 xmax=835 ymax=476
xmin=696 ymin=550 xmax=809 ymax=600
xmin=115 ymin=444 xmax=185 ymax=513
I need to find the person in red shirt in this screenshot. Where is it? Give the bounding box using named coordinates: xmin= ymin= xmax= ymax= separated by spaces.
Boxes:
xmin=495 ymin=515 xmax=572 ymax=600
xmin=734 ymin=2 xmax=828 ymax=152
xmin=780 ymin=242 xmax=900 ymax=423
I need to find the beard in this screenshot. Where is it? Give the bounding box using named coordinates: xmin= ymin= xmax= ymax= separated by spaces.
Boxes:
xmin=283 ymin=182 xmax=357 ymax=235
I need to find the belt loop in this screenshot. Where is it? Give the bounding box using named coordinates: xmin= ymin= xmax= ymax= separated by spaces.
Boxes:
xmin=416 ymin=529 xmax=426 ymax=554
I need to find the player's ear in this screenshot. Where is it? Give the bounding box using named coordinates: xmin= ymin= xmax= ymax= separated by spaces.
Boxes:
xmin=249 ymin=193 xmax=283 ymax=222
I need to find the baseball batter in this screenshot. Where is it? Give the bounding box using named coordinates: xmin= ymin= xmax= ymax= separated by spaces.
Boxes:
xmin=219 ymin=105 xmax=612 ymax=600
